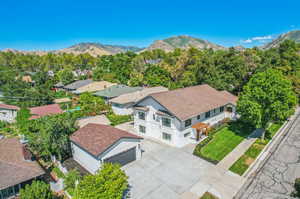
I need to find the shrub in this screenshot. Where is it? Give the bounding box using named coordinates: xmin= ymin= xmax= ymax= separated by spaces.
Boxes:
xmin=292 ymin=178 xmax=300 ymax=198
xmin=200 ymin=192 xmax=219 ymax=199
xmin=19 ymin=180 xmax=55 ymax=199
xmin=107 ymin=113 xmax=132 ymax=126
xmin=64 ymin=170 xmax=81 ymax=196
xmin=52 ymin=166 xmax=65 ymax=179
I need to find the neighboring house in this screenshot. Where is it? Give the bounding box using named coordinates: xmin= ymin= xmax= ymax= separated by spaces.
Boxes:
xmin=29 ymin=104 xmax=63 ymax=120
xmin=110 ymin=86 xmax=168 ymax=115
xmin=70 ymin=123 xmax=143 ymax=174
xmin=72 ymin=81 xmax=117 ymax=94
xmin=0 ymin=104 xmax=20 ymax=123
xmin=93 ymin=85 xmax=143 ymax=102
xmin=0 ymin=138 xmax=45 ymax=199
xmin=133 ymin=84 xmax=237 ymax=147
xmin=53 ymin=82 xmax=64 ymax=91
xmin=64 ymin=79 xmax=93 ymax=92
xmin=76 ymin=115 xmax=111 ymax=128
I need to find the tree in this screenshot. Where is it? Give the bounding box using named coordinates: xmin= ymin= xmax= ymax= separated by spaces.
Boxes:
xmin=57 ymin=68 xmax=75 ymax=85
xmin=64 ymin=170 xmax=81 ymax=194
xmin=237 ymin=69 xmax=297 ymax=139
xmin=75 ymin=163 xmax=128 ymax=199
xmin=78 ymin=92 xmax=109 ymax=116
xmin=19 ymin=180 xmax=55 ymax=199
xmin=26 ymin=113 xmax=78 ymax=161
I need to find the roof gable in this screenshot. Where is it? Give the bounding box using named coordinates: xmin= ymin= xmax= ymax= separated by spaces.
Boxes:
xmin=70 ymin=124 xmax=142 ymax=157
xmin=137 ymin=84 xmax=237 ymax=121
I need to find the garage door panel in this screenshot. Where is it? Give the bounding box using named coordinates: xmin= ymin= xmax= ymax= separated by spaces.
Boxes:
xmin=104 ymin=147 xmax=136 ymax=166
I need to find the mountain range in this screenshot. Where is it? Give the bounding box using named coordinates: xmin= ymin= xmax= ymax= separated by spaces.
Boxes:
xmin=2 ymin=30 xmax=300 ymax=56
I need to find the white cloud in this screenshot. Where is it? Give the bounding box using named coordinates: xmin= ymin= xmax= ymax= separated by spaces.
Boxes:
xmin=240 ymin=35 xmax=273 ymax=44
xmin=241 ymin=39 xmax=253 ymax=43
xmin=252 ymin=35 xmax=273 ymax=41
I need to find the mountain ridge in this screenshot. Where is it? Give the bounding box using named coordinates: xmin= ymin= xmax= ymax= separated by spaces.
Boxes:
xmin=263 ymin=30 xmax=300 ymax=49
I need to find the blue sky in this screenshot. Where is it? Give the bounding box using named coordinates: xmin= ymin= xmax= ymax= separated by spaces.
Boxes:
xmin=1 ymin=0 xmax=299 ymax=50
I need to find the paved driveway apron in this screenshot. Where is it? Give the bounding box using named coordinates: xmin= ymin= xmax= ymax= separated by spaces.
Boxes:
xmin=123 ymin=139 xmax=245 ymax=199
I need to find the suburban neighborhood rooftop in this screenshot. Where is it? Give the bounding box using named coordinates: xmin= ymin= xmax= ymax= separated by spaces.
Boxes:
xmin=93 ymin=85 xmax=143 ymax=98
xmin=29 ymin=104 xmax=63 ymax=120
xmin=110 ymin=86 xmax=168 ymax=104
xmin=0 ymin=104 xmax=20 ymax=110
xmin=73 ymin=81 xmax=117 ymax=94
xmin=70 ymin=123 xmax=142 ymax=157
xmin=64 ymin=79 xmax=93 ymax=90
xmin=148 ymin=84 xmax=237 ymax=121
xmin=0 ymin=138 xmax=45 ymax=190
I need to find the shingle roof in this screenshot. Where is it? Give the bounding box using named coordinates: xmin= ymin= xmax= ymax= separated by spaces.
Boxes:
xmin=148 ymin=84 xmax=238 ymax=121
xmin=0 ymin=138 xmax=45 ymax=190
xmin=70 ymin=123 xmax=142 ymax=157
xmin=64 ymin=79 xmax=93 ymax=90
xmin=93 ymin=85 xmax=143 ymax=99
xmin=73 ymin=81 xmax=117 ymax=94
xmin=0 ymin=103 xmax=20 ymax=110
xmin=110 ymin=86 xmax=168 ymax=104
xmin=29 ymin=104 xmax=63 ymax=120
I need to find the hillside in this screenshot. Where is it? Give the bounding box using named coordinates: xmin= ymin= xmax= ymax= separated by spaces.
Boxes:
xmin=146 ymin=35 xmax=226 ymax=52
xmin=263 ymin=30 xmax=300 ymax=49
xmin=57 ymin=43 xmax=143 ymax=56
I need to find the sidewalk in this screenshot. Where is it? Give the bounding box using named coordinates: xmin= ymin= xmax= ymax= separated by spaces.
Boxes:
xmin=217 ymin=129 xmax=263 ymax=170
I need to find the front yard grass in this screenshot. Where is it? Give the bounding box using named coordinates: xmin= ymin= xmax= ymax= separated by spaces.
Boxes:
xmin=229 ymin=122 xmax=283 ymax=176
xmin=194 ymin=121 xmax=254 ymax=163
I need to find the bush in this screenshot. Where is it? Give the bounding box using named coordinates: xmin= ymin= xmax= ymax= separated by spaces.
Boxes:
xmin=64 ymin=170 xmax=81 ymax=196
xmin=292 ymin=178 xmax=300 ymax=198
xmin=200 ymin=192 xmax=219 ymax=199
xmin=107 ymin=113 xmax=132 ymax=126
xmin=19 ymin=180 xmax=55 ymax=199
xmin=52 ymin=166 xmax=65 ymax=179
xmin=76 ymin=163 xmax=128 ymax=199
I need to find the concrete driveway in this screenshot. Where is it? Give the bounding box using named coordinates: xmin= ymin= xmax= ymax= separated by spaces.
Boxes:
xmin=123 ymin=139 xmax=245 ymax=199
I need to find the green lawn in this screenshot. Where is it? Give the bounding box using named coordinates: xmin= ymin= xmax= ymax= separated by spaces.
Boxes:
xmin=229 ymin=122 xmax=283 ymax=175
xmin=229 ymin=139 xmax=267 ymax=175
xmin=199 ymin=121 xmax=253 ymax=162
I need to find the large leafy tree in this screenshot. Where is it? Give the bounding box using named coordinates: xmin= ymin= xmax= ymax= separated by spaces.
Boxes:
xmin=237 ymin=69 xmax=297 ymax=139
xmin=75 ymin=163 xmax=128 ymax=199
xmin=19 ymin=181 xmax=55 ymax=199
xmin=78 ymin=92 xmax=109 ymax=116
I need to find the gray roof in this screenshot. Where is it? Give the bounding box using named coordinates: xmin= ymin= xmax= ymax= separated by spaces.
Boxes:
xmin=93 ymin=85 xmax=142 ymax=98
xmin=64 ymin=79 xmax=93 ymax=90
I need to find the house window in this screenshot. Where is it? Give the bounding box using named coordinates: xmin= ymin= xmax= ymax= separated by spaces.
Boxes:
xmin=138 ymin=111 xmax=145 ymax=120
xmin=185 ymin=119 xmax=192 ymax=127
xmin=162 ymin=132 xmax=172 ymax=141
xmin=162 ymin=117 xmax=171 ymax=127
xmin=139 ymin=125 xmax=146 ymax=133
xmin=184 ymin=132 xmax=191 ymax=137
xmin=197 ymin=115 xmax=201 ymax=120
xmin=213 ymin=109 xmax=217 ymax=114
xmin=153 ymin=114 xmax=156 ymax=120
xmin=220 ymin=106 xmax=224 ymax=112
xmin=205 ymin=111 xmax=210 ymax=118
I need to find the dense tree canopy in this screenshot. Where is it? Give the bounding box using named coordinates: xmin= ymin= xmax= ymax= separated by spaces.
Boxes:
xmin=237 ymin=69 xmax=297 ymax=138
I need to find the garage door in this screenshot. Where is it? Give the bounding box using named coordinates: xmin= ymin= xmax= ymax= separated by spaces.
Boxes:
xmin=104 ymin=147 xmax=136 ymax=166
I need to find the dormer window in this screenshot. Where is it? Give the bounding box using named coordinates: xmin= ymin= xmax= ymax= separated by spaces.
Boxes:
xmin=162 ymin=117 xmax=171 ymax=127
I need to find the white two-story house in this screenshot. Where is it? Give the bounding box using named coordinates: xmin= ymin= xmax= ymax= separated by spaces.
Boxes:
xmin=133 ymin=84 xmax=237 ymax=147
xmin=0 ymin=104 xmax=20 ymax=123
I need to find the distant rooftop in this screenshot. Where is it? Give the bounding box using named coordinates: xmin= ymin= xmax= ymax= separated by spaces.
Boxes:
xmin=93 ymin=85 xmax=142 ymax=99
xmin=64 ymin=79 xmax=93 ymax=90
xmin=29 ymin=104 xmax=63 ymax=120
xmin=110 ymin=86 xmax=168 ymax=104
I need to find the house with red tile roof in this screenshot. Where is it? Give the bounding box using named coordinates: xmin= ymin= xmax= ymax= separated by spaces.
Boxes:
xmin=133 ymin=84 xmax=238 ymax=147
xmin=0 ymin=138 xmax=45 ymax=199
xmin=29 ymin=104 xmax=63 ymax=120
xmin=0 ymin=104 xmax=20 ymax=123
xmin=70 ymin=123 xmax=142 ymax=174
